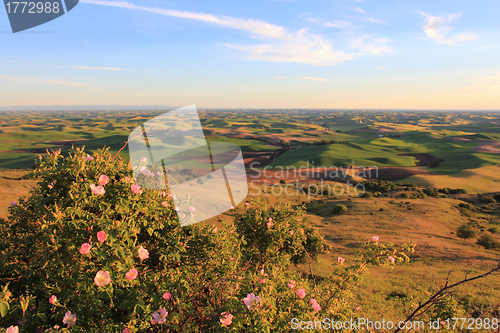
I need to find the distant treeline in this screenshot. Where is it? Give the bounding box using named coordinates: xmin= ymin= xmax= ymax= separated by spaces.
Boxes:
xmin=361 ymin=180 xmax=467 ymax=198
xmin=306 ymin=139 xmax=348 ymax=146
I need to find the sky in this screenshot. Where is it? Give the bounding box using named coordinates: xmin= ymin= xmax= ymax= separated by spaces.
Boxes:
xmin=1 ymin=0 xmax=499 ymax=109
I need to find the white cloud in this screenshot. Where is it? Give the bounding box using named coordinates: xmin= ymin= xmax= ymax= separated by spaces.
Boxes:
xmin=81 ymin=0 xmax=359 ymax=66
xmin=355 ymin=8 xmax=366 ymax=14
xmin=53 ymin=66 xmax=123 ymax=70
xmin=473 ymin=72 xmax=500 ymax=83
xmin=323 ymin=20 xmax=359 ymax=29
xmin=0 ymin=75 xmax=94 ymax=88
xmin=70 ymin=66 xmax=123 ymax=70
xmin=341 ymin=15 xmax=388 ymax=25
xmin=304 ymin=16 xmax=320 ymax=23
xmin=375 ymin=65 xmax=388 ymax=70
xmin=479 ymin=45 xmax=495 ymax=50
xmin=109 ymin=92 xmax=145 ymax=95
xmin=347 ymin=34 xmax=392 ymax=55
xmin=275 ymin=76 xmax=330 ymax=81
xmin=418 ymin=11 xmax=479 ymax=46
xmin=364 ymin=17 xmax=387 ymax=24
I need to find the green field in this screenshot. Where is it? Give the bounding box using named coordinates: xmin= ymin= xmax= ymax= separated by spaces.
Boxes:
xmin=2 ymin=108 xmax=500 ymax=326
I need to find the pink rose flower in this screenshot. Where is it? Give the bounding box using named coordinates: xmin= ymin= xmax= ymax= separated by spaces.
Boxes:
xmin=98 ymin=175 xmax=109 ymax=186
xmin=5 ymin=326 xmax=19 ymax=333
xmin=62 ymin=311 xmax=76 ymax=328
xmin=152 ymin=307 xmax=167 ymax=324
xmin=85 ymin=154 xmax=93 ymax=161
xmin=10 ymin=201 xmax=16 ymax=206
xmin=79 ymin=243 xmax=91 ymax=254
xmin=138 ymin=246 xmax=149 ymax=260
xmin=242 ymin=293 xmax=261 ymax=310
xmin=94 ymin=270 xmax=112 ymax=287
xmin=162 ymin=201 xmax=169 ymax=208
xmin=47 ymin=183 xmax=54 ymax=189
xmin=230 ymin=205 xmax=235 ymax=210
xmin=163 ymin=291 xmax=172 ymax=300
xmin=297 ymin=288 xmax=307 ymax=299
xmin=356 ymin=306 xmax=361 ymax=311
xmin=97 ymin=231 xmax=107 ymax=243
xmin=290 ymin=231 xmax=294 ymax=235
xmin=141 ymin=157 xmax=147 ymax=164
xmin=49 ymin=295 xmax=57 ymax=304
xmin=125 ymin=268 xmax=138 ymax=281
xmin=258 ymin=278 xmax=266 ymax=283
xmin=337 ymin=256 xmax=345 ymax=264
xmin=372 ymin=236 xmax=379 ymax=242
xmin=285 ymin=223 xmax=290 ymax=227
xmin=388 ymin=256 xmax=395 ymax=264
xmin=131 ymin=184 xmax=143 ymax=194
xmin=287 ymin=280 xmax=296 ymax=289
xmin=90 ymin=184 xmax=105 ymax=196
xmin=189 ymin=206 xmax=195 ymax=212
xmin=266 ymin=221 xmax=272 ymax=228
xmin=310 ymin=299 xmax=321 ymax=312
xmin=122 ymin=328 xmax=131 ymax=333
xmin=220 ymin=312 xmax=233 ymax=326
xmin=268 ymin=217 xmax=272 ymax=222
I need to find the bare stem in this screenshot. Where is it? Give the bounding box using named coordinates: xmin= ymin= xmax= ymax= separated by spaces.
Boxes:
xmin=394 ymin=261 xmax=500 ymax=333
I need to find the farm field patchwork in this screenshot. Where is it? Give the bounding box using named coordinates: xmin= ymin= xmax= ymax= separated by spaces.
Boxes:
xmin=1 ymin=108 xmax=500 ymax=328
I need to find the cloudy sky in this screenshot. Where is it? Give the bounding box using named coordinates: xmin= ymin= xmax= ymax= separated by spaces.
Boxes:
xmin=1 ymin=0 xmax=499 ymax=109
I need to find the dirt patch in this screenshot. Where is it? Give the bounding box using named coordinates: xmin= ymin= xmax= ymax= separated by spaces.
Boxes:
xmin=398 ymin=153 xmax=444 ymax=168
xmin=358 ymin=167 xmax=426 ymax=181
xmin=210 ymin=129 xmax=335 ymax=145
xmin=246 ymin=167 xmax=357 ymax=185
xmin=353 ymin=128 xmax=403 ymax=136
xmin=470 ymin=141 xmax=500 ymax=154
xmin=242 ymin=148 xmax=289 ymax=168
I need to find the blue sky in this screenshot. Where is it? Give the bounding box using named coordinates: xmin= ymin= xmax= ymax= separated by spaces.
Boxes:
xmin=1 ymin=0 xmax=499 ymax=109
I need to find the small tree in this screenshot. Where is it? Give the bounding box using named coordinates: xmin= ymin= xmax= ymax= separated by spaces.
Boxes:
xmin=476 ymin=234 xmax=500 ymax=249
xmin=456 ymin=224 xmax=476 ymax=240
xmin=332 ymin=204 xmax=348 ymax=215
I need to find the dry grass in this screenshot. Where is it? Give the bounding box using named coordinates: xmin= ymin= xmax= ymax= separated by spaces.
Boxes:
xmin=402 ymin=165 xmax=500 ymax=193
xmin=0 ymin=169 xmax=36 ymax=220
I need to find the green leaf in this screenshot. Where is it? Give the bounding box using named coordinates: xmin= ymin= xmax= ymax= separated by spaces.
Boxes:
xmin=38 ymin=312 xmax=47 ymax=322
xmin=0 ymin=302 xmax=9 ymax=318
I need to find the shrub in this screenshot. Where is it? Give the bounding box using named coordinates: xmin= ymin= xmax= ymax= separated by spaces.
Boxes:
xmin=456 ymin=224 xmax=477 ymax=240
xmin=493 ymin=193 xmax=500 ymax=202
xmin=332 ymin=204 xmax=348 ymax=215
xmin=476 ymin=234 xmax=500 ymax=249
xmin=488 ymin=227 xmax=498 ymax=234
xmin=0 ymin=148 xmax=415 ymax=332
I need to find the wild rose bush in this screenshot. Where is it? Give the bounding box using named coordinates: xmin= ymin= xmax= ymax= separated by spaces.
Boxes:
xmin=0 ymin=147 xmax=414 ymax=332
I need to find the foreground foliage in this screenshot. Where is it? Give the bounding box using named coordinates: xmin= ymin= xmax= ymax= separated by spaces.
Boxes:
xmin=0 ymin=148 xmax=414 ymax=332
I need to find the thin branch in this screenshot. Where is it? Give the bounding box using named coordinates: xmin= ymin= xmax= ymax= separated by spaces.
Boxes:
xmin=112 ymin=115 xmax=163 ymax=160
xmin=394 ymin=263 xmax=500 ymax=333
xmin=302 ymin=245 xmax=317 ymax=288
xmin=430 ymin=267 xmax=437 ymax=293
